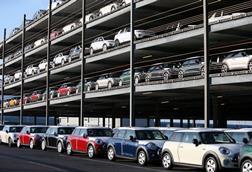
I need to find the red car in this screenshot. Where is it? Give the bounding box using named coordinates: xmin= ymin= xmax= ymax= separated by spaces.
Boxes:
xmin=17 ymin=126 xmax=48 ymax=149
xmin=20 ymin=94 xmax=31 ymax=104
xmin=30 ymin=91 xmax=43 ymax=102
xmin=50 ymin=29 xmax=62 ymax=40
xmin=66 ymin=127 xmax=113 ymax=158
xmin=57 ymin=83 xmax=76 ymax=97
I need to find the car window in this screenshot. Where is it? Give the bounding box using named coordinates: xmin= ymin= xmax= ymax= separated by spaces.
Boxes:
xmin=58 ymin=127 xmax=74 ymax=135
xmin=161 ymin=130 xmax=175 ymax=139
xmin=87 ymin=129 xmax=113 ymax=137
xmin=124 ymin=130 xmax=136 ymax=139
xmin=182 ymin=132 xmax=200 ymax=143
xmin=200 ymin=132 xmax=234 ymax=144
xmin=170 ymin=132 xmax=184 ymax=142
xmin=228 ymin=132 xmax=248 ymax=143
xmin=51 ymin=128 xmax=57 ymax=134
xmin=0 ymin=126 xmax=4 ymax=131
xmin=135 ymin=130 xmax=165 ymax=140
xmin=72 ymin=128 xmax=80 ymax=136
xmin=9 ymin=127 xmax=23 ymax=132
xmin=114 ymin=130 xmax=126 ymax=139
xmin=79 ymin=129 xmax=87 ymax=136
xmin=30 ymin=127 xmax=48 ymax=133
xmin=46 ymin=128 xmax=52 ymax=134
xmin=21 ymin=127 xmax=28 ymax=134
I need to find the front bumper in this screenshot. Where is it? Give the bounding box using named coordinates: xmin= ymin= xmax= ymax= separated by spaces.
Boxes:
xmin=219 ymin=153 xmax=239 ymax=169
xmin=147 ymin=148 xmax=162 ymax=162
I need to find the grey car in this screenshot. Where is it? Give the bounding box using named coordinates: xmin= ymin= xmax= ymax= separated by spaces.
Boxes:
xmin=145 ymin=64 xmax=178 ymax=82
xmin=118 ymin=69 xmax=146 ymax=86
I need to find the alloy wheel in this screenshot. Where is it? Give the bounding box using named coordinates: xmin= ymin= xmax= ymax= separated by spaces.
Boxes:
xmin=162 ymin=153 xmax=173 ymax=169
xmin=205 ymin=157 xmax=217 ymax=172
xmin=178 ymin=71 xmax=184 ymax=79
xmin=88 ymin=145 xmax=95 ymax=159
xmin=30 ymin=140 xmax=34 ymax=149
xmin=221 ymin=64 xmax=228 ymax=73
xmin=138 ymin=151 xmax=147 ymax=166
xmin=17 ymin=139 xmax=21 ymax=148
xmin=57 ymin=142 xmax=63 ymax=153
xmin=103 ymin=44 xmax=107 ymax=52
xmin=163 ymin=72 xmax=169 ymax=81
xmin=107 ymin=147 xmax=115 ymax=161
xmin=242 ymin=160 xmax=252 ymax=172
xmin=66 ymin=143 xmax=72 ymax=155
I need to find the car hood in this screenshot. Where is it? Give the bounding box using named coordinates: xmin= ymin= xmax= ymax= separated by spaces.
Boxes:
xmin=207 ymin=143 xmax=242 ymax=154
xmin=89 ymin=137 xmax=111 ymax=143
xmin=138 ymin=140 xmax=166 ymax=148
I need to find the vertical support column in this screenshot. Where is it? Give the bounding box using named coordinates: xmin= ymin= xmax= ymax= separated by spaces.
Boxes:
xmin=129 ymin=0 xmax=136 ymax=127
xmin=20 ymin=15 xmax=26 ymax=125
xmin=80 ymin=0 xmax=86 ymax=126
xmin=203 ymin=0 xmax=210 ymax=128
xmin=170 ymin=119 xmax=174 ymax=127
xmin=1 ymin=29 xmax=6 ymax=124
xmin=46 ymin=0 xmax=52 ymax=126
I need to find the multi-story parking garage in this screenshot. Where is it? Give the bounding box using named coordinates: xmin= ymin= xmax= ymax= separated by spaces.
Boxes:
xmin=1 ymin=0 xmax=252 ymax=128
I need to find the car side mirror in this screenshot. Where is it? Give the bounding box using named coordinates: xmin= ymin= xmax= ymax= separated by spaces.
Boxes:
xmin=243 ymin=138 xmax=249 ymax=144
xmin=129 ymin=136 xmax=136 ymax=142
xmin=193 ymin=139 xmax=199 ymax=146
xmin=164 ymin=136 xmax=168 ymax=140
xmin=83 ymin=134 xmax=88 ymax=138
xmin=54 ymin=132 xmax=58 ymax=136
xmin=5 ymin=130 xmax=8 ymax=133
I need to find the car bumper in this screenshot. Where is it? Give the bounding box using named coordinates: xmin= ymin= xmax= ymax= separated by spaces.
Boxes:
xmin=147 ymin=148 xmax=162 ymax=162
xmin=219 ymin=153 xmax=239 ymax=169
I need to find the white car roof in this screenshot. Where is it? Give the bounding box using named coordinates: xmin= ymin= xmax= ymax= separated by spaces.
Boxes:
xmin=75 ymin=127 xmax=111 ymax=129
xmin=175 ymin=128 xmax=225 ymax=133
xmin=116 ymin=127 xmax=160 ymax=131
xmin=150 ymin=127 xmax=181 ymax=131
xmin=226 ymin=128 xmax=252 ymax=132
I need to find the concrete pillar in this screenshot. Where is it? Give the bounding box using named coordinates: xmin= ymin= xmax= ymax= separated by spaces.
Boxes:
xmin=193 ymin=120 xmax=196 ymax=127
xmin=170 ymin=119 xmax=174 ymax=127
xmin=146 ymin=118 xmax=150 ymax=127
xmin=112 ymin=117 xmax=116 ymax=128
xmin=187 ymin=119 xmax=190 ymax=128
xmin=154 ymin=118 xmax=160 ymax=127
xmin=103 ymin=117 xmax=106 ymax=127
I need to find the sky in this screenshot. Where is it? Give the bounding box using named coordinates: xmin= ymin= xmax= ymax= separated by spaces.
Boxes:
xmin=0 ymin=0 xmax=48 ymax=41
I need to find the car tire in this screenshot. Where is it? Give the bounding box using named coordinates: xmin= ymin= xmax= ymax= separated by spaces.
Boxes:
xmin=41 ymin=140 xmax=47 ymax=151
xmin=8 ymin=138 xmax=12 ymax=148
xmin=32 ymin=70 xmax=35 ymax=76
xmin=119 ymin=80 xmax=123 ymax=87
xmin=68 ymin=57 xmax=72 ymax=63
xmin=107 ymin=147 xmax=115 ymax=161
xmin=115 ymin=39 xmax=120 ymax=47
xmin=137 ymin=150 xmax=147 ymax=166
xmin=205 ymin=156 xmax=219 ymax=172
xmin=57 ymin=142 xmax=63 ymax=153
xmin=103 ymin=44 xmax=108 ymax=52
xmin=30 ymin=139 xmax=34 ymax=149
xmin=17 ymin=139 xmax=21 ymax=148
xmin=162 ymin=152 xmax=173 ymax=170
xmin=111 ymin=6 xmax=116 ymax=12
xmin=95 ymin=84 xmax=99 ymax=91
xmin=88 ymin=145 xmax=95 ymax=159
xmin=90 ymin=48 xmax=94 ymax=55
xmin=108 ymin=82 xmax=112 ymax=89
xmin=163 ymin=72 xmax=169 ymax=81
xmin=178 ymin=70 xmax=184 ymax=79
xmin=89 ymin=16 xmax=94 ymax=21
xmin=221 ymin=64 xmax=228 ymax=73
xmin=201 ymin=67 xmax=205 ymax=77
xmin=66 ymin=143 xmax=72 ymax=155
xmin=248 ymin=61 xmax=252 ymax=71
xmin=241 ymin=159 xmax=252 ymax=172
xmin=87 ymin=85 xmax=91 ymax=92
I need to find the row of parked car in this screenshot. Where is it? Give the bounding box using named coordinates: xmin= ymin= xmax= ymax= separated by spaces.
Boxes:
xmin=1 ymin=125 xmax=252 ymax=172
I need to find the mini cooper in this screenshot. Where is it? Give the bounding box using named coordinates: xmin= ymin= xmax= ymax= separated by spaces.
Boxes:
xmin=239 ymin=138 xmax=252 ymax=172
xmin=225 ymin=128 xmax=252 ymax=144
xmin=107 ymin=127 xmax=166 ymax=166
xmin=66 ymin=127 xmax=113 ymax=158
xmin=41 ymin=126 xmax=75 ymax=153
xmin=0 ymin=125 xmax=24 ymax=147
xmin=17 ymin=126 xmax=48 ymax=149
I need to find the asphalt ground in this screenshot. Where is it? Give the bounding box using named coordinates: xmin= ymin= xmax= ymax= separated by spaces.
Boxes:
xmin=0 ymin=144 xmax=239 ymax=172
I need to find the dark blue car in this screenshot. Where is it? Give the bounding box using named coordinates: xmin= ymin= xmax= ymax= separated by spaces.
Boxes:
xmin=107 ymin=127 xmax=167 ymax=166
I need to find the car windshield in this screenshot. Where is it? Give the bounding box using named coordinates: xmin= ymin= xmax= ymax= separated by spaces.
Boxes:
xmin=136 ymin=130 xmax=165 ymax=140
xmin=9 ymin=127 xmax=23 ymax=132
xmin=200 ymin=132 xmax=234 ymax=144
xmin=58 ymin=127 xmax=74 ymax=135
xmin=0 ymin=126 xmax=4 ymax=131
xmin=87 ymin=129 xmax=113 ymax=137
xmin=30 ymin=127 xmax=48 ymax=133
xmin=161 ymin=130 xmax=175 ymax=139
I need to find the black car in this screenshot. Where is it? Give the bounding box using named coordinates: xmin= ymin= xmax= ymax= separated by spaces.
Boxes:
xmin=41 ymin=126 xmax=75 ymax=153
xmin=33 ymin=9 xmax=47 ymax=20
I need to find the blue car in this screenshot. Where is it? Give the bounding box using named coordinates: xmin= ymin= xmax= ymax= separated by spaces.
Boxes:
xmin=107 ymin=127 xmax=167 ymax=166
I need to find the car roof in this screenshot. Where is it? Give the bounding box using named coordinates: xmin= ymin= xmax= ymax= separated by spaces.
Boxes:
xmin=175 ymin=128 xmax=225 ymax=133
xmin=116 ymin=127 xmax=160 ymax=131
xmin=24 ymin=125 xmax=48 ymax=128
xmin=225 ymin=128 xmax=252 ymax=132
xmin=48 ymin=126 xmax=76 ymax=128
xmin=4 ymin=125 xmax=25 ymax=127
xmin=150 ymin=127 xmax=181 ymax=131
xmin=75 ymin=127 xmax=111 ymax=129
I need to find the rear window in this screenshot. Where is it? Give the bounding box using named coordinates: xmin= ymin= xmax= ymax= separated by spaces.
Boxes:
xmin=30 ymin=127 xmax=48 ymax=134
xmin=10 ymin=127 xmax=23 ymax=132
xmin=170 ymin=132 xmax=184 ymax=142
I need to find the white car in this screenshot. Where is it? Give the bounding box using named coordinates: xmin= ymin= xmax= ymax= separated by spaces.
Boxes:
xmin=52 ymin=53 xmax=69 ymax=68
xmin=90 ymin=37 xmax=115 ymax=55
xmin=38 ymin=59 xmax=48 ymax=72
xmin=14 ymin=70 xmax=22 ymax=81
xmin=114 ymin=27 xmax=155 ymax=46
xmin=62 ymin=22 xmax=80 ymax=34
xmin=121 ymin=0 xmax=131 ymax=6
xmin=34 ymin=37 xmax=47 ymax=48
xmin=221 ymin=50 xmax=252 ymax=73
xmin=161 ymin=129 xmax=241 ymax=172
xmin=0 ymin=125 xmax=24 ymax=147
xmin=51 ymin=0 xmax=66 ymax=10
xmin=4 ymin=75 xmax=14 ymax=85
xmin=95 ymin=75 xmax=120 ymax=90
xmin=25 ymin=65 xmax=39 ymax=77
xmin=98 ymin=2 xmax=118 ymax=17
xmin=209 ymin=12 xmax=246 ymax=23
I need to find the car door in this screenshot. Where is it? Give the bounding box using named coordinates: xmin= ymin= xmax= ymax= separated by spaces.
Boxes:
xmin=238 ymin=52 xmax=249 ymax=69
xmin=178 ymin=132 xmax=203 ymax=165
xmin=113 ymin=130 xmax=126 ymax=156
xmin=169 ymin=132 xmax=184 ymax=163
xmin=48 ymin=128 xmax=57 ymax=147
xmin=98 ymin=37 xmax=104 ymax=50
xmin=3 ymin=127 xmax=10 ymax=143
xmin=190 ymin=59 xmax=201 ymax=75
xmin=24 ymin=127 xmax=30 ymax=145
xmin=77 ymin=129 xmax=88 ymax=153
xmin=71 ymin=128 xmax=80 ymax=151
xmin=122 ymin=130 xmax=138 ymax=158
xmin=125 ymin=28 xmax=131 ymax=42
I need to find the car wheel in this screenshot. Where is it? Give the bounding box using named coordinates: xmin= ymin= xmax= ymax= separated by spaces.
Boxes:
xmin=111 ymin=6 xmax=116 ymax=12
xmin=57 ymin=92 xmax=60 ymax=98
xmin=115 ymin=39 xmax=120 ymax=47
xmin=119 ymin=80 xmax=123 ymax=87
xmin=90 ymin=48 xmax=94 ymax=55
xmin=68 ymin=57 xmax=72 ymax=63
xmin=145 ymin=75 xmax=150 ymax=82
xmin=42 ymin=96 xmax=45 ymax=101
xmin=107 ymin=147 xmax=115 ymax=161
xmin=8 ymin=138 xmax=12 ymax=148
xmin=37 ymin=70 xmax=40 ymax=74
xmin=138 ymin=150 xmax=147 ymax=166
xmin=163 ymin=72 xmax=169 ymax=81
xmin=103 ymin=44 xmax=108 ymax=52
xmin=89 ymin=16 xmax=94 ymax=21
xmin=249 ymin=61 xmax=252 ymax=71
xmin=221 ymin=64 xmax=228 ymax=73
xmin=67 ymin=90 xmax=71 ymax=96
xmin=162 ymin=152 xmax=173 ymax=170
xmin=87 ymin=85 xmax=91 ymax=92
xmin=30 ymin=139 xmax=34 ymax=149
xmin=32 ymin=70 xmax=35 ymax=76
xmin=95 ymin=84 xmax=99 ymax=91
xmin=61 ymin=59 xmax=65 ymax=66
xmin=201 ymin=67 xmax=205 ymax=77
xmin=108 ymin=82 xmax=112 ymax=89
xmin=76 ymin=89 xmax=79 ymax=94
xmin=41 ymin=140 xmax=46 ymax=151
xmin=66 ymin=143 xmax=72 ymax=155
xmin=178 ymin=70 xmax=184 ymax=79
xmin=135 ymin=77 xmax=139 ymax=84
xmin=205 ymin=156 xmax=219 ymax=172
xmin=242 ymin=159 xmax=252 ymax=172
xmin=17 ymin=139 xmax=21 ymax=148
xmin=88 ymin=145 xmax=95 ymax=159
xmin=57 ymin=142 xmax=63 ymax=153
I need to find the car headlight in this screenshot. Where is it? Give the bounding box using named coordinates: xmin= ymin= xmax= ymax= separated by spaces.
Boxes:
xmin=95 ymin=139 xmax=103 ymax=145
xmin=146 ymin=142 xmax=158 ymax=150
xmin=219 ymin=147 xmax=230 ymax=155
